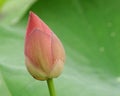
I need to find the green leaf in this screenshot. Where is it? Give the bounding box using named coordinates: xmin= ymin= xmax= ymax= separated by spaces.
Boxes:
xmin=0 ymin=0 xmax=7 ymax=10
xmin=0 ymin=0 xmax=120 ymax=96
xmin=0 ymin=0 xmax=36 ymax=25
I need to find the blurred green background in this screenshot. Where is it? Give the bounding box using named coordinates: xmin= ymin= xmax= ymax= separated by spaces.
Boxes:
xmin=0 ymin=0 xmax=120 ymax=96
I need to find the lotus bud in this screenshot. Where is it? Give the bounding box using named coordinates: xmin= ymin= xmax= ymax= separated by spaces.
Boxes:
xmin=24 ymin=12 xmax=65 ymax=81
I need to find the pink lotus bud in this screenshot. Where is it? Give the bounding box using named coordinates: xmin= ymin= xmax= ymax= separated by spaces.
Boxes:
xmin=24 ymin=12 xmax=65 ymax=80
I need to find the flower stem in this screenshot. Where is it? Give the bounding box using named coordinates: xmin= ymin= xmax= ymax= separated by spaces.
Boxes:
xmin=47 ymin=78 xmax=56 ymax=96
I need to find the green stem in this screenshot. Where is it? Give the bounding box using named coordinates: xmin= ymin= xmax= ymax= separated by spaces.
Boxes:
xmin=47 ymin=78 xmax=56 ymax=96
